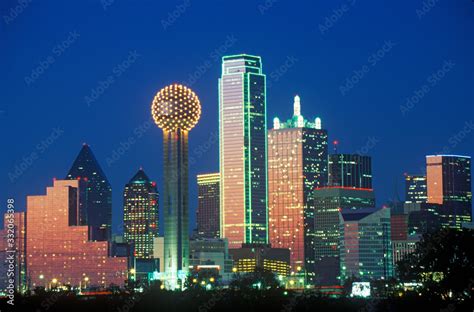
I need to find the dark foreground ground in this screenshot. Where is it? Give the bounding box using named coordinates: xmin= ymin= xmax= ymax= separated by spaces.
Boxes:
xmin=0 ymin=289 xmax=472 ymax=312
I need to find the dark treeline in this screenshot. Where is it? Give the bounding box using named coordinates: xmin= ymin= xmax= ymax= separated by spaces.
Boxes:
xmin=0 ymin=289 xmax=471 ymax=312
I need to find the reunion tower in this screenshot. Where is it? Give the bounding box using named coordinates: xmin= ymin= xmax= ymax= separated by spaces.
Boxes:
xmin=151 ymin=84 xmax=201 ymax=289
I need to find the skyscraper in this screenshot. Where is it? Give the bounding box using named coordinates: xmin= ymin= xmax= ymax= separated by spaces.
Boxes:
xmin=403 ymin=172 xmax=441 ymax=235
xmin=123 ymin=168 xmax=159 ymax=259
xmin=268 ymin=95 xmax=328 ymax=274
xmin=426 ymin=155 xmax=472 ymax=228
xmin=405 ymin=174 xmax=427 ymax=204
xmin=328 ymin=154 xmax=372 ymax=189
xmin=66 ymin=144 xmax=112 ymax=241
xmin=313 ymin=187 xmax=375 ymax=285
xmin=196 ymin=173 xmax=220 ymax=238
xmin=26 ymin=180 xmax=127 ymax=289
xmin=219 ymin=54 xmax=268 ymax=249
xmin=340 ymin=208 xmax=393 ymax=282
xmin=151 ymin=84 xmax=201 ymax=289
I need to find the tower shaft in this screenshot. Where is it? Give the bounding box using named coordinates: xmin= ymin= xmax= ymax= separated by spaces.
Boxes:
xmin=163 ymin=129 xmax=189 ymax=288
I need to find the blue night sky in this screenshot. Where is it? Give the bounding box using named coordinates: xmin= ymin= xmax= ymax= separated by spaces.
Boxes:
xmin=1 ymin=0 xmax=473 ymax=235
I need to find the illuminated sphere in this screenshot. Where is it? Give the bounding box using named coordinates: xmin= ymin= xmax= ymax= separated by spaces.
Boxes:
xmin=151 ymin=84 xmax=201 ymax=131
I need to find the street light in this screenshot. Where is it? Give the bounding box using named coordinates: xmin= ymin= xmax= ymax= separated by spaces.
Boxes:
xmin=39 ymin=274 xmax=45 ymax=288
xmin=209 ymin=277 xmax=215 ymax=283
xmin=130 ymin=268 xmax=136 ymax=281
xmin=49 ymin=278 xmax=58 ymax=290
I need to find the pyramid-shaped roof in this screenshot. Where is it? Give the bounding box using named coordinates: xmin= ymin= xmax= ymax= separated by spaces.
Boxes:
xmin=65 ymin=144 xmax=111 ymax=187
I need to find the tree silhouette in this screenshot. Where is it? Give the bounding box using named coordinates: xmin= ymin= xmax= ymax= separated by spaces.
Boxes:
xmin=397 ymin=228 xmax=474 ymax=302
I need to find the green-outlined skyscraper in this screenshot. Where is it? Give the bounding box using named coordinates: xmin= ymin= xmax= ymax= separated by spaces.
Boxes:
xmin=219 ymin=54 xmax=268 ymax=249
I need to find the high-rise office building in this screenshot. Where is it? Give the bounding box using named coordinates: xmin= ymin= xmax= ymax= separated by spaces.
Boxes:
xmin=405 ymin=174 xmax=427 ymax=204
xmin=26 ymin=180 xmax=127 ymax=289
xmin=406 ymin=203 xmax=443 ymax=235
xmin=328 ymin=154 xmax=372 ymax=189
xmin=340 ymin=208 xmax=393 ymax=282
xmin=313 ymin=187 xmax=375 ymax=285
xmin=123 ymin=168 xmax=159 ymax=259
xmin=268 ymin=95 xmax=328 ymax=274
xmin=426 ymin=155 xmax=472 ymax=228
xmin=151 ymin=84 xmax=201 ymax=289
xmin=219 ymin=54 xmax=268 ymax=249
xmin=66 ymin=144 xmax=112 ymax=241
xmin=196 ymin=173 xmax=220 ymax=238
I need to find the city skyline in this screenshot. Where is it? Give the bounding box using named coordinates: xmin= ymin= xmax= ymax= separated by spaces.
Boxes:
xmin=2 ymin=1 xmax=473 ymax=238
xmin=1 ymin=3 xmax=473 ymax=309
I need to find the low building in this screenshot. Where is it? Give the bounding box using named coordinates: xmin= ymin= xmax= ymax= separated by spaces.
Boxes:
xmin=229 ymin=244 xmax=290 ymax=277
xmin=189 ymin=238 xmax=233 ymax=282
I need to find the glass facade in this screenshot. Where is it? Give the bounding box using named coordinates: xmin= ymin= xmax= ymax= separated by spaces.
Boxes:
xmin=328 ymin=154 xmax=372 ymax=189
xmin=219 ymin=54 xmax=268 ymax=249
xmin=268 ymin=95 xmax=328 ymax=277
xmin=392 ymin=238 xmax=419 ymax=265
xmin=123 ymin=169 xmax=159 ymax=259
xmin=196 ymin=173 xmax=220 ymax=238
xmin=405 ymin=174 xmax=427 ymax=204
xmin=426 ymin=155 xmax=472 ymax=228
xmin=66 ymin=144 xmax=112 ymax=242
xmin=313 ymin=188 xmax=375 ymax=285
xmin=340 ymin=208 xmax=393 ymax=282
xmin=26 ymin=180 xmax=127 ymax=289
xmin=406 ymin=203 xmax=443 ymax=235
xmin=189 ymin=238 xmax=234 ymax=279
xmin=390 ymin=214 xmax=408 ymax=241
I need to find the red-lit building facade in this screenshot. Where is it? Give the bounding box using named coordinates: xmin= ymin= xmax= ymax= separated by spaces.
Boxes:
xmin=26 ymin=180 xmax=128 ymax=289
xmin=390 ymin=214 xmax=408 ymax=241
xmin=268 ymin=95 xmax=328 ymax=276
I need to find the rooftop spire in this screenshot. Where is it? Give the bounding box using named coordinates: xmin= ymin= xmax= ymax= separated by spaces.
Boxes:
xmin=129 ymin=168 xmax=150 ymax=183
xmin=273 ymin=117 xmax=281 ymax=130
xmin=315 ymin=117 xmax=322 ymax=130
xmin=293 ymin=95 xmax=301 ymax=116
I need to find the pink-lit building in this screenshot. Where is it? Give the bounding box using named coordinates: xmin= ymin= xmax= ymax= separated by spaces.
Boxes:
xmin=26 ymin=179 xmax=128 ymax=289
xmin=268 ymin=95 xmax=328 ymax=275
